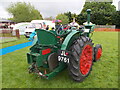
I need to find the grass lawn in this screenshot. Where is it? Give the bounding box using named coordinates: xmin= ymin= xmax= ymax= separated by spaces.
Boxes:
xmin=0 ymin=37 xmax=18 ymax=44
xmin=0 ymin=35 xmax=29 ymax=49
xmin=1 ymin=32 xmax=118 ymax=88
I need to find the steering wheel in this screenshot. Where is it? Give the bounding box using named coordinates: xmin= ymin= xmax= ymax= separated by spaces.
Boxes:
xmin=56 ymin=25 xmax=74 ymax=36
xmin=56 ymin=29 xmax=65 ymax=36
xmin=56 ymin=29 xmax=72 ymax=37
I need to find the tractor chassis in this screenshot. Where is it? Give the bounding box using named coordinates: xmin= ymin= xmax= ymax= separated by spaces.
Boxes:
xmin=28 ymin=61 xmax=67 ymax=79
xmin=26 ymin=9 xmax=102 ymax=82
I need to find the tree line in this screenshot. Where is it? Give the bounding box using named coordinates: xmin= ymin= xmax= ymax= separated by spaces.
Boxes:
xmin=7 ymin=2 xmax=120 ymax=28
xmin=7 ymin=2 xmax=43 ymax=22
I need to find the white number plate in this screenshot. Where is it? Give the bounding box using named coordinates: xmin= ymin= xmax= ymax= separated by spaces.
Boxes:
xmin=58 ymin=56 xmax=69 ymax=63
xmin=58 ymin=50 xmax=70 ymax=63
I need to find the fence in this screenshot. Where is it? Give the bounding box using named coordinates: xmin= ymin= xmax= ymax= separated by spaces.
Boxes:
xmin=0 ymin=29 xmax=20 ymax=43
xmin=94 ymin=25 xmax=116 ymax=29
xmin=94 ymin=25 xmax=120 ymax=32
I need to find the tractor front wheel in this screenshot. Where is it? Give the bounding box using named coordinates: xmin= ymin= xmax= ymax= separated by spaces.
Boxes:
xmin=69 ymin=36 xmax=94 ymax=82
xmin=94 ymin=44 xmax=102 ymax=62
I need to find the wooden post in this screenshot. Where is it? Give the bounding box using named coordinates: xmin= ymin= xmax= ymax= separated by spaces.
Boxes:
xmin=16 ymin=29 xmax=20 ymax=39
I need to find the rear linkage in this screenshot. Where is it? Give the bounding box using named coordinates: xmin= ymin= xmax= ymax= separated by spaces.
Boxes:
xmin=28 ymin=62 xmax=48 ymax=79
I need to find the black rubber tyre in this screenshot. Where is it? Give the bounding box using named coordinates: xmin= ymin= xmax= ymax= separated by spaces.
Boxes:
xmin=68 ymin=36 xmax=94 ymax=82
xmin=94 ymin=44 xmax=102 ymax=62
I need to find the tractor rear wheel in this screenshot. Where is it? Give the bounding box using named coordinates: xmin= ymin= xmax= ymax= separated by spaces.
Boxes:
xmin=69 ymin=36 xmax=94 ymax=82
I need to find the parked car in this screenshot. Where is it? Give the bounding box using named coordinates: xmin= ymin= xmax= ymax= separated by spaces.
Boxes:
xmin=24 ymin=20 xmax=55 ymax=38
xmin=24 ymin=24 xmax=35 ymax=38
xmin=13 ymin=22 xmax=30 ymax=36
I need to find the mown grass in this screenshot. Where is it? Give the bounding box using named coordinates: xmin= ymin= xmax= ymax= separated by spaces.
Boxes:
xmin=0 ymin=37 xmax=18 ymax=44
xmin=0 ymin=35 xmax=28 ymax=49
xmin=2 ymin=32 xmax=118 ymax=88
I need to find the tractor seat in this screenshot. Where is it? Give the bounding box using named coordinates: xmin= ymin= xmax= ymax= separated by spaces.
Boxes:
xmin=36 ymin=29 xmax=58 ymax=46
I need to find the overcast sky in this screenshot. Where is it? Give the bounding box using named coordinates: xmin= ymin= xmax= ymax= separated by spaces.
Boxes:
xmin=0 ymin=0 xmax=119 ymax=19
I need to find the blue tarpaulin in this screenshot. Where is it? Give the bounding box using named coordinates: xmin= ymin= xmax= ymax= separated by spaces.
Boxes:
xmin=0 ymin=41 xmax=32 ymax=56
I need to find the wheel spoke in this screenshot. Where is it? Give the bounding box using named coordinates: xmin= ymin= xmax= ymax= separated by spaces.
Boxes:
xmin=80 ymin=45 xmax=93 ymax=75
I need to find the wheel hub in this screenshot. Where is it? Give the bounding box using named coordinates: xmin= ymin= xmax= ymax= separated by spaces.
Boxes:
xmin=80 ymin=45 xmax=93 ymax=75
xmin=96 ymin=48 xmax=102 ymax=60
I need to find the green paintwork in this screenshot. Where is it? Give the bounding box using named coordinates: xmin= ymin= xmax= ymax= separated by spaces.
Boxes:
xmin=85 ymin=9 xmax=95 ymax=37
xmin=45 ymin=62 xmax=67 ymax=79
xmin=87 ymin=9 xmax=91 ymax=24
xmin=61 ymin=30 xmax=80 ymax=50
xmin=85 ymin=24 xmax=95 ymax=37
xmin=36 ymin=29 xmax=58 ymax=45
xmin=27 ymin=9 xmax=96 ymax=79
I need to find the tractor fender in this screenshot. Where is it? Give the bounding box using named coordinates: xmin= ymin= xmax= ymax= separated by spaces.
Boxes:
xmin=61 ymin=30 xmax=80 ymax=50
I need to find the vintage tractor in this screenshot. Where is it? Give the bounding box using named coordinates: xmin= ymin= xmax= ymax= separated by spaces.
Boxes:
xmin=27 ymin=9 xmax=102 ymax=82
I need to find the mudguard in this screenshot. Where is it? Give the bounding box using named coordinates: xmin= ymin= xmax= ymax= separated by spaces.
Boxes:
xmin=61 ymin=30 xmax=80 ymax=50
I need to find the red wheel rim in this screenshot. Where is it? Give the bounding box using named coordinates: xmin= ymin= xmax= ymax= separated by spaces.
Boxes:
xmin=80 ymin=45 xmax=93 ymax=75
xmin=96 ymin=48 xmax=102 ymax=60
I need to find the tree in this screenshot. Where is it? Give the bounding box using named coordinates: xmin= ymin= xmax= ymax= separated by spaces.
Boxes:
xmin=81 ymin=2 xmax=116 ymax=13
xmin=77 ymin=13 xmax=87 ymax=25
xmin=64 ymin=12 xmax=78 ymax=23
xmin=77 ymin=2 xmax=116 ymax=25
xmin=64 ymin=12 xmax=72 ymax=23
xmin=56 ymin=14 xmax=69 ymax=24
xmin=7 ymin=2 xmax=43 ymax=22
xmin=44 ymin=16 xmax=55 ymax=20
xmin=111 ymin=11 xmax=120 ymax=28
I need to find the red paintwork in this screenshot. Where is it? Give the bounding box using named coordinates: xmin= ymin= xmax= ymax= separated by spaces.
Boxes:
xmin=80 ymin=45 xmax=93 ymax=75
xmin=57 ymin=36 xmax=60 ymax=38
xmin=96 ymin=48 xmax=102 ymax=60
xmin=42 ymin=48 xmax=51 ymax=55
xmin=65 ymin=52 xmax=69 ymax=56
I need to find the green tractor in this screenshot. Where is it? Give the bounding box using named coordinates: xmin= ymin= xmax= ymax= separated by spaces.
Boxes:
xmin=27 ymin=9 xmax=102 ymax=82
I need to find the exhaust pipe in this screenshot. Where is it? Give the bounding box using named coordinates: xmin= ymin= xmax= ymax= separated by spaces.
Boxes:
xmin=87 ymin=9 xmax=91 ymax=24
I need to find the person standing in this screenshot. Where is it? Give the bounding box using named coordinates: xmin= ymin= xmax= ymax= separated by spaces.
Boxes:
xmin=46 ymin=25 xmax=49 ymax=30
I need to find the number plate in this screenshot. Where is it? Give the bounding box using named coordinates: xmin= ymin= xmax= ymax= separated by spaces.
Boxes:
xmin=58 ymin=50 xmax=70 ymax=63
